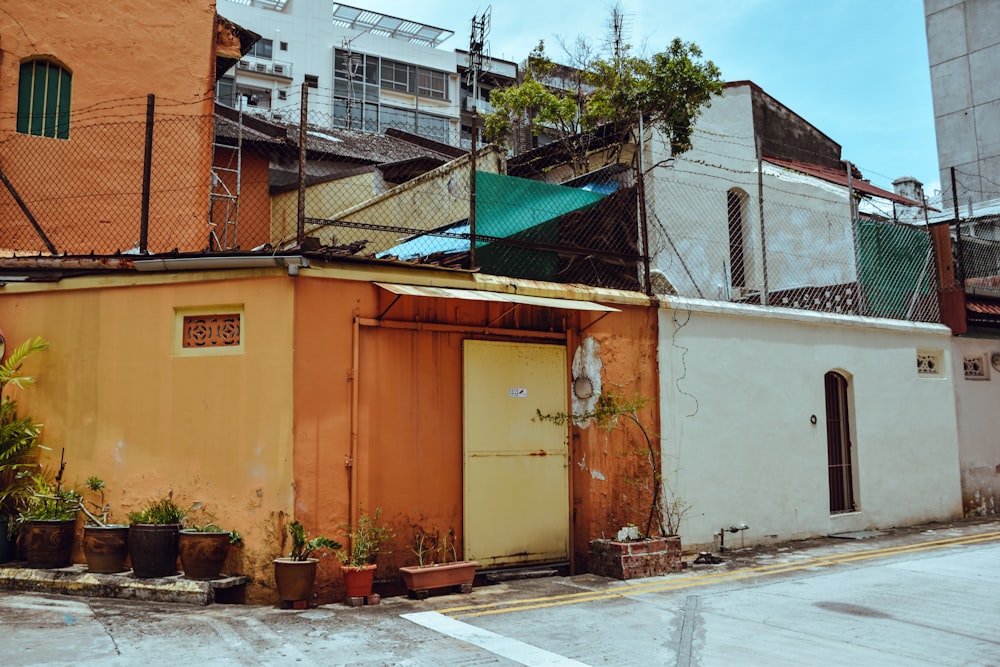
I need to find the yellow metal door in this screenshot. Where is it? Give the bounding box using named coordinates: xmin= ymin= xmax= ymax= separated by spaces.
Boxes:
xmin=463 ymin=340 xmax=569 ymax=567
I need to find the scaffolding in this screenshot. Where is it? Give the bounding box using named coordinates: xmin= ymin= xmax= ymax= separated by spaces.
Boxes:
xmin=209 ymin=103 xmax=243 ymax=251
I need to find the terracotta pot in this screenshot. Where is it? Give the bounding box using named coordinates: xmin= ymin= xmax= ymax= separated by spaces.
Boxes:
xmin=342 ymin=563 xmax=377 ymax=598
xmin=22 ymin=519 xmax=76 ymax=569
xmin=83 ymin=525 xmax=129 ymax=573
xmin=399 ymin=560 xmax=478 ymax=598
xmin=274 ymin=557 xmax=318 ymax=602
xmin=128 ymin=523 xmax=180 ymax=578
xmin=179 ymin=530 xmax=231 ymax=580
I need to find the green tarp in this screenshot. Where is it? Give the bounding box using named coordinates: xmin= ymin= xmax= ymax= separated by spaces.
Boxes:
xmin=855 ymin=219 xmax=933 ymax=319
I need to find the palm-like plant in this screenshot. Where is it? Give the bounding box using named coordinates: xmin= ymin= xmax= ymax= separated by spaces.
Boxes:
xmin=0 ymin=337 xmax=49 ymax=519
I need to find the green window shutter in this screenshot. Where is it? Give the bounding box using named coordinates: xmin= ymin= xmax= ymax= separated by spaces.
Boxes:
xmin=56 ymin=67 xmax=72 ymax=139
xmin=16 ymin=61 xmax=34 ymax=135
xmin=16 ymin=60 xmax=72 ymax=139
xmin=30 ymin=62 xmax=48 ymax=137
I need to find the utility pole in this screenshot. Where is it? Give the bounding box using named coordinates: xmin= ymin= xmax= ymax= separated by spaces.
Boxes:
xmin=467 ymin=7 xmax=490 ymax=270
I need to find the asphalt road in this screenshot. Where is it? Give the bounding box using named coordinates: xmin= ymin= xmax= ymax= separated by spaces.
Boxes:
xmin=4 ymin=520 xmax=1000 ymax=666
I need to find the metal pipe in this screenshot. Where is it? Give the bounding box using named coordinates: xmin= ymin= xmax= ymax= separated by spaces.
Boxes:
xmin=133 ymin=255 xmax=308 ymax=272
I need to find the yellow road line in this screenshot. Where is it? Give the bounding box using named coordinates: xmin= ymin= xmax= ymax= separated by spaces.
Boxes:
xmin=442 ymin=530 xmax=1000 ymax=619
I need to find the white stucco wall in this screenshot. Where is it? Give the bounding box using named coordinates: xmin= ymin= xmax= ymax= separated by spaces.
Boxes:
xmin=658 ymin=298 xmax=963 ymax=551
xmin=949 ymin=335 xmax=1000 ymax=516
xmin=646 ymin=84 xmax=855 ymax=301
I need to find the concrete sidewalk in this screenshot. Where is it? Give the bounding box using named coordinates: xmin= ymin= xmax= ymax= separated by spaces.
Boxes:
xmin=1 ymin=515 xmax=998 ymax=608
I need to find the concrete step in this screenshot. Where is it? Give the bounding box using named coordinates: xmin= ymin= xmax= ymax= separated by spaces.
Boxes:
xmin=0 ymin=563 xmax=248 ymax=605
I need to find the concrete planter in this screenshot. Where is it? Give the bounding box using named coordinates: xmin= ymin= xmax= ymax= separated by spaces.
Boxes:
xmin=588 ymin=536 xmax=682 ymax=579
xmin=399 ymin=560 xmax=478 ymax=599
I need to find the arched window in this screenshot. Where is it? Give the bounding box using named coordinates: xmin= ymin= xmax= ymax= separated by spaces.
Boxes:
xmin=17 ymin=59 xmax=72 ymax=139
xmin=727 ymin=188 xmax=749 ymax=288
xmin=825 ymin=371 xmax=857 ymax=513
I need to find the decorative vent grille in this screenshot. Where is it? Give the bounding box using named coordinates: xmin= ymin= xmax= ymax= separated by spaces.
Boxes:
xmin=964 ymin=353 xmax=990 ymax=380
xmin=174 ymin=306 xmax=244 ymax=356
xmin=181 ymin=313 xmax=241 ymax=349
xmin=916 ymin=349 xmax=943 ymax=377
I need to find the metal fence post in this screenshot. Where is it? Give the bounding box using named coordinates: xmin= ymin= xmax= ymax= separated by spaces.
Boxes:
xmin=297 ymin=82 xmax=308 ymax=246
xmin=139 ymin=93 xmax=155 ymax=254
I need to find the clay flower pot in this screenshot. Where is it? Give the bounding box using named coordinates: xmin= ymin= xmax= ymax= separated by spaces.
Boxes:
xmin=83 ymin=524 xmax=129 ymax=573
xmin=128 ymin=523 xmax=181 ymax=578
xmin=342 ymin=563 xmax=377 ymax=598
xmin=179 ymin=530 xmax=231 ymax=580
xmin=399 ymin=560 xmax=478 ymax=599
xmin=22 ymin=519 xmax=77 ymax=569
xmin=274 ymin=557 xmax=318 ymax=602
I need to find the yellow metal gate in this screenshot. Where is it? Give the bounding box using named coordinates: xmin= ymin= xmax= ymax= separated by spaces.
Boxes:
xmin=463 ymin=340 xmax=569 ymax=568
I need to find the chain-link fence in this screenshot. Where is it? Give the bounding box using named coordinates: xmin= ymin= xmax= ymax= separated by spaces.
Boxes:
xmin=0 ymin=91 xmax=961 ymax=324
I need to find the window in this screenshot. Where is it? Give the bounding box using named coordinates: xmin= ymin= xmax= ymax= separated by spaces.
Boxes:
xmin=250 ymin=38 xmax=273 ymax=59
xmin=279 ymin=41 xmax=288 ymax=51
xmin=727 ymin=188 xmax=750 ymax=289
xmin=304 ymin=74 xmax=318 ymax=89
xmin=17 ymin=59 xmax=72 ymax=139
xmin=417 ymin=68 xmax=448 ymax=100
xmin=216 ymin=76 xmax=236 ymax=108
xmin=825 ymin=371 xmax=857 ymax=514
xmin=381 ymin=60 xmax=413 ymax=93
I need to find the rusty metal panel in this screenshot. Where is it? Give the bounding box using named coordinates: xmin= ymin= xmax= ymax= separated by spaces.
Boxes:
xmin=463 ymin=340 xmax=569 ymax=568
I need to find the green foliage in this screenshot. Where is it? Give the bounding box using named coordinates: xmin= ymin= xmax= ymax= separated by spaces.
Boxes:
xmin=337 ymin=505 xmax=393 ymax=568
xmin=127 ymin=494 xmax=186 ymax=525
xmin=286 ymin=520 xmax=340 ymax=561
xmin=483 ymin=21 xmax=723 ymax=174
xmin=16 ymin=473 xmax=80 ymax=522
xmin=411 ymin=526 xmax=461 ymax=566
xmin=537 ymin=385 xmax=688 ymax=536
xmin=0 ymin=337 xmax=48 ymax=517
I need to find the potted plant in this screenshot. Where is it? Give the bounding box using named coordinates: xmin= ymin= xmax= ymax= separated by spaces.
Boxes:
xmin=179 ymin=511 xmax=241 ymax=581
xmin=399 ymin=527 xmax=478 ymax=599
xmin=17 ymin=467 xmax=80 ymax=569
xmin=273 ymin=520 xmax=340 ymax=605
xmin=337 ymin=505 xmax=393 ymax=600
xmin=127 ymin=493 xmax=186 ymax=578
xmin=78 ymin=477 xmax=129 ymax=574
xmin=0 ymin=337 xmax=48 ymax=562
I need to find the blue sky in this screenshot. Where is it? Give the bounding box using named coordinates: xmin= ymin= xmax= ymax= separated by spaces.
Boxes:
xmin=367 ymin=0 xmax=940 ymax=196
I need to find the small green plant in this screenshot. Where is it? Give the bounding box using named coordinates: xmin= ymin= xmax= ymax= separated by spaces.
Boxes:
xmin=286 ymin=520 xmax=340 ymax=561
xmin=411 ymin=527 xmax=461 ymax=566
xmin=537 ymin=385 xmax=687 ymax=537
xmin=0 ymin=337 xmax=48 ymax=522
xmin=337 ymin=505 xmax=393 ymax=568
xmin=16 ymin=471 xmax=80 ymax=523
xmin=127 ymin=493 xmax=186 ymax=525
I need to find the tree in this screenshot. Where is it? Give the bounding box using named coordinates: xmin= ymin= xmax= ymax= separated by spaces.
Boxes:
xmin=483 ymin=8 xmax=723 ymax=176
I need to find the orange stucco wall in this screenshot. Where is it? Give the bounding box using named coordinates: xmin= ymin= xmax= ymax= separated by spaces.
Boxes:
xmin=292 ymin=272 xmax=659 ymax=602
xmin=0 ymin=272 xmax=296 ymax=601
xmin=0 ymin=1 xmax=218 ymax=255
xmin=1 ymin=265 xmax=658 ymax=604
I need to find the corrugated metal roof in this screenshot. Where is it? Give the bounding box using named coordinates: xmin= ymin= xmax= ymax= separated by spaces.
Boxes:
xmin=966 ymin=297 xmax=1000 ymax=316
xmin=375 ymin=282 xmax=620 ymax=312
xmin=764 ymin=156 xmax=926 ymax=208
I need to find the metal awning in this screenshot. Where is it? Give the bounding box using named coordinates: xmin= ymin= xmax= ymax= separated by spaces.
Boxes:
xmin=375 ymin=282 xmax=620 ymax=312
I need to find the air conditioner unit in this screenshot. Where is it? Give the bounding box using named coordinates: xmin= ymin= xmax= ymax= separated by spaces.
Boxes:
xmin=237 ymin=61 xmax=251 ymax=70
xmin=273 ymin=64 xmax=285 ymax=75
xmin=255 ymin=63 xmax=268 ymax=73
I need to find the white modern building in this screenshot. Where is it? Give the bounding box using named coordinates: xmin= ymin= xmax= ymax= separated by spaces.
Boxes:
xmin=216 ymin=0 xmax=517 ymax=147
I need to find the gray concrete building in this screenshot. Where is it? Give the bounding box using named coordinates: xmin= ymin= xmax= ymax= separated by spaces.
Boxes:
xmin=925 ymin=0 xmax=1000 ymax=206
